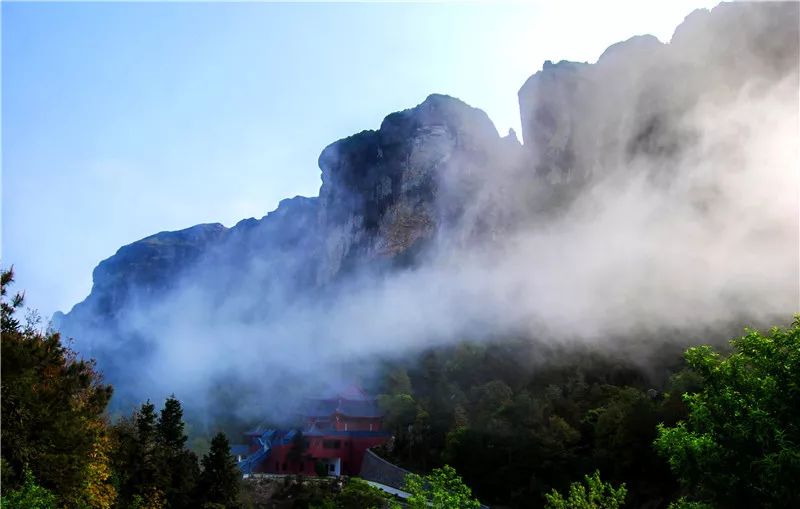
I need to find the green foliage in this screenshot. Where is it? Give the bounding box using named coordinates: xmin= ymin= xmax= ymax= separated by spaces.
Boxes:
xmin=378 ymin=393 xmax=417 ymax=428
xmin=134 ymin=401 xmax=160 ymax=491
xmin=666 ymin=499 xmax=712 ymax=509
xmin=543 ymin=470 xmax=627 ymax=509
xmin=378 ymin=339 xmax=687 ymax=507
xmin=156 ymin=397 xmax=199 ymax=509
xmin=128 ymin=487 xmax=165 ymax=509
xmin=1 ymin=268 xmax=115 ymax=507
xmin=654 ymin=319 xmax=800 ymax=508
xmin=157 ymin=395 xmax=188 ymax=450
xmin=404 ymin=464 xmax=481 ymax=509
xmin=0 ymin=467 xmax=57 ymax=509
xmin=110 ymin=397 xmax=199 ymax=508
xmin=308 ymin=499 xmax=337 ymax=509
xmin=337 ymin=478 xmax=388 ymax=508
xmin=0 ymin=268 xmax=24 ymax=332
xmin=198 ymin=432 xmax=240 ymax=507
xmin=240 ymin=475 xmax=382 ymax=509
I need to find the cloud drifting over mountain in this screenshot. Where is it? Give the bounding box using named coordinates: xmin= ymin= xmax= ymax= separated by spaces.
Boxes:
xmin=57 ymin=2 xmax=798 ymax=422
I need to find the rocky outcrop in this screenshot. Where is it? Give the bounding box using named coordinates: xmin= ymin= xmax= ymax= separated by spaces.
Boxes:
xmin=55 ymin=1 xmax=799 ymax=406
xmin=56 ymin=93 xmax=520 ymax=378
xmin=517 ymin=2 xmax=799 ymax=191
xmin=316 ymin=93 xmax=508 ymax=282
xmin=56 ymin=223 xmax=227 ymax=333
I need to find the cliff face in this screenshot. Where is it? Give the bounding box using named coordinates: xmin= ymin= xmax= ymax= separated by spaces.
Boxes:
xmin=55 ymin=92 xmax=526 ymax=388
xmin=316 ymin=93 xmax=520 ymax=282
xmin=59 ymin=93 xmax=524 ymax=331
xmin=518 ymin=2 xmax=799 ymax=191
xmin=55 ymin=2 xmax=799 ymax=406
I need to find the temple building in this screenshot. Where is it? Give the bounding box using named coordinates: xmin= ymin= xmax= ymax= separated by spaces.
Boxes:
xmin=237 ymin=386 xmax=391 ymax=476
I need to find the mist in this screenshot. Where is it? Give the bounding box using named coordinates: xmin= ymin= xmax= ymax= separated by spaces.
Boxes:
xmin=57 ymin=2 xmax=798 ymax=427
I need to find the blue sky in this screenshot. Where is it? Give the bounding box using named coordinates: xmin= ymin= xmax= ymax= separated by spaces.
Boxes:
xmin=2 ymin=1 xmax=717 ymax=318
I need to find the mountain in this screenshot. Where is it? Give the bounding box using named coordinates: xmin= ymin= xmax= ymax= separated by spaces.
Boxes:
xmin=55 ymin=2 xmax=799 ymax=415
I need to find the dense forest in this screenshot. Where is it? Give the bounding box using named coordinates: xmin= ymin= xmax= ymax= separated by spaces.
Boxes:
xmin=2 ymin=268 xmax=798 ymax=508
xmin=371 ymin=328 xmax=800 ymax=508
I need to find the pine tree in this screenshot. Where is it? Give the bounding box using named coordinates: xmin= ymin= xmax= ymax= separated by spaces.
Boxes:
xmin=111 ymin=397 xmax=200 ymax=509
xmin=197 ymin=432 xmax=240 ymax=508
xmin=1 ymin=268 xmax=115 ymax=506
xmin=157 ymin=396 xmax=187 ymax=450
xmin=131 ymin=401 xmax=161 ymax=498
xmin=156 ymin=396 xmax=198 ymax=509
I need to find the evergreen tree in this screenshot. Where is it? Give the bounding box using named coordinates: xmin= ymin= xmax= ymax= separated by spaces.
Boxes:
xmin=113 ymin=401 xmax=167 ymax=505
xmin=1 ymin=268 xmax=115 ymax=507
xmin=129 ymin=401 xmax=163 ymax=501
xmin=198 ymin=432 xmax=240 ymax=508
xmin=111 ymin=397 xmax=200 ymax=509
xmin=156 ymin=396 xmax=198 ymax=509
xmin=109 ymin=414 xmax=139 ymax=505
xmin=157 ymin=395 xmax=187 ymax=450
xmin=137 ymin=401 xmax=158 ymax=449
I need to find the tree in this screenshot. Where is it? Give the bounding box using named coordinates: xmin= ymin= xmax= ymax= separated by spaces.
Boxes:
xmin=81 ymin=419 xmax=118 ymax=509
xmin=156 ymin=396 xmax=198 ymax=509
xmin=336 ymin=478 xmax=388 ymax=508
xmin=1 ymin=268 xmax=115 ymax=507
xmin=654 ymin=319 xmax=800 ymax=508
xmin=197 ymin=432 xmax=240 ymax=507
xmin=111 ymin=397 xmax=199 ymax=509
xmin=109 ymin=414 xmax=140 ymax=505
xmin=404 ymin=464 xmax=481 ymax=509
xmin=0 ymin=467 xmax=58 ymax=509
xmin=543 ymin=470 xmax=627 ymax=509
xmin=157 ymin=395 xmax=188 ymax=450
xmin=109 ymin=401 xmax=163 ymax=507
xmin=133 ymin=401 xmax=161 ymax=494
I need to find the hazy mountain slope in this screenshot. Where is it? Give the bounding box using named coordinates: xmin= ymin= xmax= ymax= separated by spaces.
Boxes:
xmin=55 ymin=2 xmax=798 ymax=416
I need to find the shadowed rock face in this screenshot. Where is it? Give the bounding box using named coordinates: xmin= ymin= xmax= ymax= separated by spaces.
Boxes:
xmin=55 ymin=2 xmax=798 ymax=409
xmin=89 ymin=223 xmax=228 ymax=318
xmin=316 ymin=93 xmax=508 ymax=282
xmin=61 ymin=94 xmax=511 ymax=326
xmin=55 ymin=93 xmax=519 ymax=378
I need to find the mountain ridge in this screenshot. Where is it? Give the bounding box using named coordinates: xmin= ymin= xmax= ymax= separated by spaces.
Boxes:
xmin=55 ymin=1 xmax=799 ymax=412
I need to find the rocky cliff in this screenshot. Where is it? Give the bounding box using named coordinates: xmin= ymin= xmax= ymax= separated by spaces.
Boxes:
xmin=55 ymin=2 xmax=799 ymax=411
xmin=519 ymin=2 xmax=798 ymax=189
